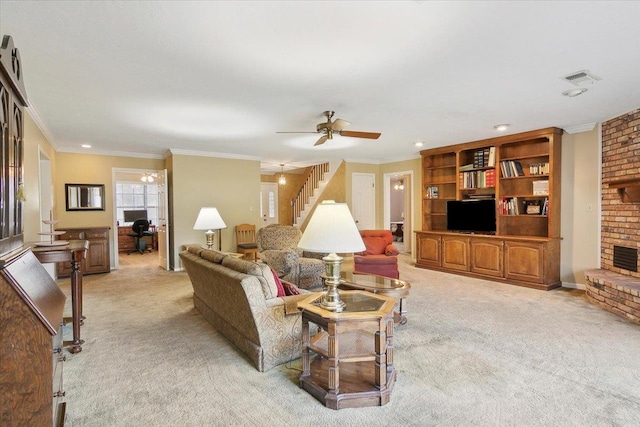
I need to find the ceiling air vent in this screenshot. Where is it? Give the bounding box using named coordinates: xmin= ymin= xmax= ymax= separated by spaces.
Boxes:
xmin=562 ymin=70 xmax=601 ymax=86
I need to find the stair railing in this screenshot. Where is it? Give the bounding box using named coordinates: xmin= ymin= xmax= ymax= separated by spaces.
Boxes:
xmin=291 ymin=162 xmax=329 ymax=225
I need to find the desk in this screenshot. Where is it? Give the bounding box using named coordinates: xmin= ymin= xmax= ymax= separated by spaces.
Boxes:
xmin=32 ymin=240 xmax=89 ymax=354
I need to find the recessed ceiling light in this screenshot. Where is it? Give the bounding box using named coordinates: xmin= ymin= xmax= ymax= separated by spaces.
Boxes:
xmin=562 ymin=88 xmax=588 ymax=97
xmin=494 ymin=124 xmax=510 ymax=132
xmin=414 ymin=141 xmax=424 ymax=147
xmin=81 ymin=144 xmax=91 ymax=148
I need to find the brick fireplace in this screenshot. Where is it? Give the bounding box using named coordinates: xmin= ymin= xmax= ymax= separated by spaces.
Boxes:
xmin=584 ymin=109 xmax=640 ymax=324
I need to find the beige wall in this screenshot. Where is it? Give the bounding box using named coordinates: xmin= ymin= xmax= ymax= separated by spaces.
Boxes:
xmin=54 ymin=152 xmax=165 ymax=266
xmin=23 ymin=111 xmax=57 ymax=242
xmin=560 ymin=128 xmax=601 ymax=287
xmin=170 ymin=153 xmax=261 ymax=269
xmin=22 ymin=106 xmax=603 ymax=283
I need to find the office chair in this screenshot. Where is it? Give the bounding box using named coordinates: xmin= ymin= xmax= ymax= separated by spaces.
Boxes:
xmin=127 ymin=219 xmax=154 ymax=254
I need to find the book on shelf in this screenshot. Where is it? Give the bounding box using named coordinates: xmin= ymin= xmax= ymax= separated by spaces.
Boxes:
xmin=533 ymin=180 xmax=549 ymax=195
xmin=487 ymin=146 xmax=496 ymax=167
xmin=460 ymin=163 xmax=474 ymax=171
xmin=459 ymin=169 xmax=496 ymax=189
xmin=499 ymin=160 xmax=525 ymax=178
xmin=529 ymin=162 xmax=549 ymax=175
xmin=499 ymin=197 xmax=525 ymax=215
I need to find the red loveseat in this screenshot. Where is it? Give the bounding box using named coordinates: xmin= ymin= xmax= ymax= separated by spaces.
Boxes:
xmin=353 ymin=230 xmax=400 ymax=279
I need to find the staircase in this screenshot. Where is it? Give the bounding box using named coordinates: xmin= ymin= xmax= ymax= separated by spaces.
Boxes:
xmin=291 ymin=162 xmax=331 ymax=227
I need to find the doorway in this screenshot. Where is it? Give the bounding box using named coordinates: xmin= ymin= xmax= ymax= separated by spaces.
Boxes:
xmin=260 ymin=182 xmax=279 ymax=227
xmin=112 ymin=168 xmax=169 ymax=270
xmin=384 ymin=171 xmax=414 ymax=254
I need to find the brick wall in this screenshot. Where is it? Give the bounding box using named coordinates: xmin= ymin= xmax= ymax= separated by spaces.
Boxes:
xmin=601 ymin=109 xmax=640 ymax=277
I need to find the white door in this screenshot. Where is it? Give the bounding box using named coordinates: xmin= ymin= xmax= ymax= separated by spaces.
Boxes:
xmin=352 ymin=173 xmax=376 ymax=230
xmin=156 ymin=169 xmax=170 ymax=270
xmin=260 ymin=183 xmax=279 ymax=226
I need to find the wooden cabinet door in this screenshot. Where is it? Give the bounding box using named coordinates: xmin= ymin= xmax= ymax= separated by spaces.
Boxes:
xmin=56 ymin=228 xmax=110 ymax=277
xmin=504 ymin=240 xmax=545 ymax=283
xmin=84 ymin=229 xmax=109 ymax=274
xmin=416 ymin=233 xmax=441 ymax=267
xmin=470 ymin=238 xmax=503 ymax=277
xmin=442 ymin=235 xmax=470 ymax=271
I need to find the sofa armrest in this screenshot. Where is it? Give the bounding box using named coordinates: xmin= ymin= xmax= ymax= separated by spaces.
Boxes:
xmin=266 ymin=293 xmax=311 ymax=315
xmin=259 ymin=249 xmax=298 ymax=276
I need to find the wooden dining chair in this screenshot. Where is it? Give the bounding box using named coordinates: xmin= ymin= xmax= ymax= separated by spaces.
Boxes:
xmin=235 ymin=224 xmax=259 ymax=261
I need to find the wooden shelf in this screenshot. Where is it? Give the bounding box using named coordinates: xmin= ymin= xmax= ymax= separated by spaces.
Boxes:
xmin=418 ymin=127 xmax=562 ymax=290
xmin=608 ymin=178 xmax=640 ymax=203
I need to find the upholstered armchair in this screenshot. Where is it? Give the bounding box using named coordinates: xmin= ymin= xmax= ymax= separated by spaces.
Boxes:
xmin=256 ymin=224 xmax=325 ymax=289
xmin=353 ymin=230 xmax=400 ymax=279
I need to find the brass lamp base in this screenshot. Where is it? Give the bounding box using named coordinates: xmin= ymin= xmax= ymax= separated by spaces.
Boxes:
xmin=204 ymin=230 xmax=215 ymax=250
xmin=320 ymin=253 xmax=345 ymax=312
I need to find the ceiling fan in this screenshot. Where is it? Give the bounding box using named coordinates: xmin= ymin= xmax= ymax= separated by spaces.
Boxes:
xmin=277 ymin=110 xmax=381 ymax=146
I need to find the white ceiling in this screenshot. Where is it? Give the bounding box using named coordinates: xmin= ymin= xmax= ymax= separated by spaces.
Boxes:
xmin=2 ymin=1 xmax=639 ymax=173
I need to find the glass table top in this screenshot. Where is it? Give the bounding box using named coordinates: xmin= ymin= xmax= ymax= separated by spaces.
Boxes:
xmin=339 ymin=271 xmax=407 ymax=291
xmin=309 ymin=291 xmax=387 ymax=313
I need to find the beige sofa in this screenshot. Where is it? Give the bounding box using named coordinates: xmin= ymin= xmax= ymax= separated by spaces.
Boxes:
xmin=179 ymin=245 xmax=313 ymax=372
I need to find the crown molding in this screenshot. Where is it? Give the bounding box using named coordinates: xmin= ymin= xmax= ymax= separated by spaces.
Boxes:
xmin=167 ymin=148 xmax=260 ymax=161
xmin=56 ymin=147 xmax=165 ymax=159
xmin=563 ymin=122 xmax=597 ymax=134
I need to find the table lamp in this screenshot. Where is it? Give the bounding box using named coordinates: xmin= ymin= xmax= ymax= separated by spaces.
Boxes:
xmin=298 ymin=200 xmax=365 ymax=312
xmin=193 ymin=207 xmax=227 ymax=250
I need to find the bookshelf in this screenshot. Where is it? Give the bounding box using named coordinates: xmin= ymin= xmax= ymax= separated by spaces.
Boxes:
xmin=416 ymin=128 xmax=562 ymax=290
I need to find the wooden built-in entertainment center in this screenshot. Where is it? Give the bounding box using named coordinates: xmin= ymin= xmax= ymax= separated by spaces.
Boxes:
xmin=416 ymin=127 xmax=562 ymax=290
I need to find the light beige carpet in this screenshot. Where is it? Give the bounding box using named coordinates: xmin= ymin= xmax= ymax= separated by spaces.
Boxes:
xmin=58 ymin=253 xmax=640 ymax=426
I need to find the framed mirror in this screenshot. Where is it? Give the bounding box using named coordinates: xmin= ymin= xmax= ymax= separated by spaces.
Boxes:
xmin=65 ymin=183 xmax=105 ymax=211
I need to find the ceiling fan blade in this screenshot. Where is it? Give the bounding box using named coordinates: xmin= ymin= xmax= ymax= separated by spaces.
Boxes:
xmin=314 ymin=135 xmax=329 ymax=146
xmin=339 ymin=130 xmax=381 ymax=139
xmin=276 ymin=131 xmax=319 ymax=134
xmin=330 ymin=118 xmax=350 ymax=131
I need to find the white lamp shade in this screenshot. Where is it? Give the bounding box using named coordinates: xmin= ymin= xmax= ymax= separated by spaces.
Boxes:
xmin=193 ymin=207 xmax=227 ymax=230
xmin=298 ymin=201 xmax=365 ymax=253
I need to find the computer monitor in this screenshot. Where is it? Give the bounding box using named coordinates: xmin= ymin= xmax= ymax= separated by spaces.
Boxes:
xmin=123 ymin=209 xmax=148 ymax=223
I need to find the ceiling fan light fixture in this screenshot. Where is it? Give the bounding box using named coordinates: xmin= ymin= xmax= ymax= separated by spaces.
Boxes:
xmin=141 ymin=173 xmax=154 ymax=183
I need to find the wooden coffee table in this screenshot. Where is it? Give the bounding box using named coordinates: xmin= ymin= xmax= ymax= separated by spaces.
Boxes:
xmin=338 ymin=271 xmax=411 ymax=325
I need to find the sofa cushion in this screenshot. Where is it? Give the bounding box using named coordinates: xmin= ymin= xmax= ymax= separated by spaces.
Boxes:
xmin=187 ymin=245 xmax=204 ymax=256
xmin=354 ymin=254 xmax=398 ymax=265
xmin=270 ymin=268 xmax=286 ymax=297
xmin=359 ymin=236 xmax=387 ymax=255
xmin=282 ymin=281 xmax=301 ymax=296
xmin=199 ymin=248 xmax=228 ymax=264
xmin=385 ymin=244 xmax=400 ymax=256
xmin=221 ymin=257 xmax=279 ymax=300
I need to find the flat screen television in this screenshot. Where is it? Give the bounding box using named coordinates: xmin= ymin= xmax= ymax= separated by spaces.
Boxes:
xmin=123 ymin=209 xmax=148 ymax=223
xmin=446 ymin=199 xmax=496 ymax=234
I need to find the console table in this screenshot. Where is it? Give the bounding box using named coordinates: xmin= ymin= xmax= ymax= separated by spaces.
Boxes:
xmin=32 ymin=240 xmax=89 ymax=354
xmin=297 ymin=290 xmax=396 ymax=409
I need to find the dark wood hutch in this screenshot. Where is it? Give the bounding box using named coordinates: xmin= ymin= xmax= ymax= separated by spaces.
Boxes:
xmin=0 ymin=35 xmax=67 ymax=426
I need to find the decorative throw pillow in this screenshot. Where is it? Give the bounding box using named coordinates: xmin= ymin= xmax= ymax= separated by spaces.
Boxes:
xmin=282 ymin=281 xmax=301 ymax=296
xmin=385 ymin=244 xmax=400 ymax=256
xmin=270 ymin=268 xmax=286 ymax=297
xmin=360 ymin=236 xmax=387 ymax=255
